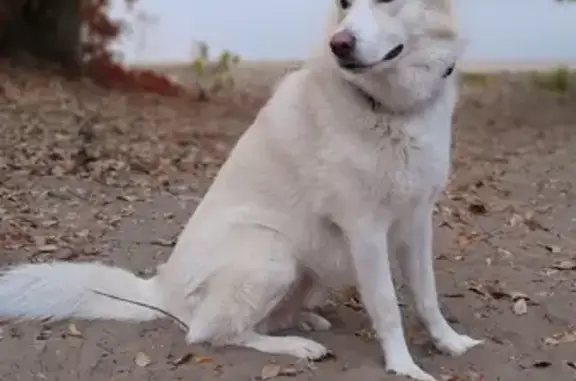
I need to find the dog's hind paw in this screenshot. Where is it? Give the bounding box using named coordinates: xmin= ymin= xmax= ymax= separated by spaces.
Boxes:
xmin=232 ymin=333 xmax=330 ymax=360
xmin=433 ymin=332 xmax=483 ymax=357
xmin=297 ymin=311 xmax=332 ymax=332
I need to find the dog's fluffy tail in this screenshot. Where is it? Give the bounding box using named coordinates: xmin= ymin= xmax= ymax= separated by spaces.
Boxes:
xmin=0 ymin=262 xmax=165 ymax=322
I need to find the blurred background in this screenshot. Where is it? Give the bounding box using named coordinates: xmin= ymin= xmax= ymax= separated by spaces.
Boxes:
xmin=111 ymin=0 xmax=576 ymax=67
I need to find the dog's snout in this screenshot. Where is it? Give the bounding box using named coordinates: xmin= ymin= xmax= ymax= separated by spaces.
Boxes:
xmin=329 ymin=30 xmax=356 ymax=59
xmin=382 ymin=44 xmax=404 ymax=61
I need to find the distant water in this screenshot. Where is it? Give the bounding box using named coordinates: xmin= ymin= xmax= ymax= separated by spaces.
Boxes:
xmin=111 ymin=0 xmax=576 ymax=64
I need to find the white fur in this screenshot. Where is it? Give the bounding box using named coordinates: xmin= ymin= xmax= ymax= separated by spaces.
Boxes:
xmin=341 ymin=0 xmax=406 ymax=64
xmin=0 ymin=0 xmax=482 ymax=380
xmin=0 ymin=263 xmax=162 ymax=321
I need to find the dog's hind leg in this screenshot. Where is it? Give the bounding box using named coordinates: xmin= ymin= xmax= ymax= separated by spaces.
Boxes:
xmin=260 ymin=273 xmax=331 ymax=333
xmin=185 ymin=269 xmax=330 ymax=360
xmin=182 ymin=228 xmax=329 ymax=359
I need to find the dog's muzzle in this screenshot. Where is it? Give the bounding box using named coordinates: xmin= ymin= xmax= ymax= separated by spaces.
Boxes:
xmin=329 ymin=30 xmax=405 ymax=71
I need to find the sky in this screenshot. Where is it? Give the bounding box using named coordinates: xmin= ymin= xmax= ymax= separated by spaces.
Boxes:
xmin=110 ymin=0 xmax=576 ymax=64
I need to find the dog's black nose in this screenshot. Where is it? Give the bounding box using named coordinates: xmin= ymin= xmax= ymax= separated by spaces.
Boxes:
xmin=329 ymin=30 xmax=356 ymax=59
xmin=382 ymin=44 xmax=404 ymax=61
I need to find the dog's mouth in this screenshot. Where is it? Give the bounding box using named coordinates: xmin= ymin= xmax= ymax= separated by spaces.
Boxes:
xmin=337 ymin=60 xmax=376 ymax=72
xmin=336 ymin=44 xmax=406 ymax=72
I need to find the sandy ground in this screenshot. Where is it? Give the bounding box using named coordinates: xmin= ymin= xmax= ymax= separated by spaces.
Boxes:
xmin=0 ymin=62 xmax=575 ymax=381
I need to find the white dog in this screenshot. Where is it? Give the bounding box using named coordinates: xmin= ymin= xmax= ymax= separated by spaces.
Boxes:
xmin=0 ymin=0 xmax=482 ymax=379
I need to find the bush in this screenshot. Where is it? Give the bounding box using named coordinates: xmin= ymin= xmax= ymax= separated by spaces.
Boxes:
xmin=190 ymin=41 xmax=241 ymax=99
xmin=0 ymin=0 xmax=187 ymax=96
xmin=529 ymin=66 xmax=574 ymax=93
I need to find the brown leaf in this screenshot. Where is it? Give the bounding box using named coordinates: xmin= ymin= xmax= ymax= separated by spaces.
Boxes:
xmin=261 ymin=364 xmax=281 ymax=380
xmin=279 ymin=366 xmax=300 ymax=377
xmin=509 ymin=292 xmax=529 ymax=301
xmin=552 ymin=260 xmax=576 ymax=270
xmin=532 ymin=361 xmax=552 ymax=368
xmin=544 ymin=331 xmax=576 ymax=346
xmin=443 ymin=293 xmax=465 ymax=298
xmin=523 ymin=214 xmax=549 ymax=232
xmin=468 ymin=284 xmax=487 ymax=297
xmin=169 ymin=352 xmax=195 ymax=367
xmin=468 ymin=202 xmax=488 ymax=215
xmin=484 ymin=282 xmax=510 ymax=300
xmin=355 ymin=328 xmax=376 ymax=341
xmin=194 ymin=355 xmax=214 ymax=364
xmin=440 ymin=375 xmax=464 ymax=381
xmin=37 ymin=244 xmax=58 ymax=253
xmin=150 ymin=238 xmax=176 ymax=247
xmin=343 ymin=294 xmax=364 ymax=311
xmin=542 ymin=244 xmax=561 ymax=254
xmin=507 ymin=213 xmax=524 ymax=227
xmin=496 ymin=247 xmax=513 ymax=258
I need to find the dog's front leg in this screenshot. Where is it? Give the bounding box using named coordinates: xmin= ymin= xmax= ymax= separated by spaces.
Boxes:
xmin=347 ymin=218 xmax=436 ymax=381
xmin=395 ymin=206 xmax=483 ymax=356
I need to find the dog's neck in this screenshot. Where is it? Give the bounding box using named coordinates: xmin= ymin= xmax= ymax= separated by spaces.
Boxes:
xmin=354 ymin=63 xmax=456 ymax=113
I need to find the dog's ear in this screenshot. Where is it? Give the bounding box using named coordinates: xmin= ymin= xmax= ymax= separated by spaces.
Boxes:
xmin=424 ymin=0 xmax=456 ymax=30
xmin=428 ymin=0 xmax=454 ymax=14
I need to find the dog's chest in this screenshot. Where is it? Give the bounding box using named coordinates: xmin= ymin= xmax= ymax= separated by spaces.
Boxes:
xmin=324 ymin=118 xmax=450 ymax=209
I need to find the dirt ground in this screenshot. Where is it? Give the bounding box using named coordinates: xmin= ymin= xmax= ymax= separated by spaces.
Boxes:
xmin=0 ymin=62 xmax=575 ymax=381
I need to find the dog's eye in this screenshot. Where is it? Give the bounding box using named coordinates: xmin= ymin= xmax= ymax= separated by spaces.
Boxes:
xmin=339 ymin=0 xmax=351 ymax=9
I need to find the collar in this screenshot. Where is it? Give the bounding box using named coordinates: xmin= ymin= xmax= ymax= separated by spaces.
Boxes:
xmin=359 ymin=63 xmax=456 ymax=112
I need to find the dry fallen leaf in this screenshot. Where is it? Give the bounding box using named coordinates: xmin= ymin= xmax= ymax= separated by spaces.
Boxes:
xmin=484 ymin=281 xmax=510 ymax=300
xmin=544 ymin=331 xmax=576 ymax=346
xmin=523 ymin=214 xmax=549 ymax=232
xmin=261 ymin=364 xmax=282 ymax=380
xmin=169 ymin=352 xmax=195 ymax=367
xmin=508 ymin=213 xmax=523 ymax=228
xmin=279 ymin=366 xmax=300 ymax=377
xmin=150 ymin=238 xmax=176 ymax=247
xmin=37 ymin=244 xmax=58 ymax=253
xmin=552 ymin=260 xmax=576 ymax=270
xmin=342 ymin=288 xmax=364 ymax=311
xmin=468 ymin=202 xmax=488 ymax=215
xmin=542 ymin=244 xmax=561 ymax=254
xmin=507 ymin=212 xmax=549 ymax=232
xmin=512 ymin=298 xmax=528 ymax=315
xmin=510 ymin=291 xmax=530 ymax=301
xmin=497 ymin=247 xmax=513 ymax=258
xmin=194 ymin=355 xmax=214 ymax=364
xmin=135 ymin=352 xmax=152 ymax=367
xmin=355 ymin=328 xmax=377 ymax=341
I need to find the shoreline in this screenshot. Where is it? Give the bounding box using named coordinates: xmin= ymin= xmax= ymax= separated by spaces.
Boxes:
xmin=129 ymin=59 xmax=576 ymax=73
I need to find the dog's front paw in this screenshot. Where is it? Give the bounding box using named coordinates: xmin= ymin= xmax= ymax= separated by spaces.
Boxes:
xmin=386 ymin=361 xmax=437 ymax=381
xmin=433 ymin=332 xmax=483 ymax=357
xmin=282 ymin=336 xmax=330 ymax=360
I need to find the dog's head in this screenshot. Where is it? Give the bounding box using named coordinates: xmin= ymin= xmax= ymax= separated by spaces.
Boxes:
xmin=323 ymin=0 xmax=466 ymax=110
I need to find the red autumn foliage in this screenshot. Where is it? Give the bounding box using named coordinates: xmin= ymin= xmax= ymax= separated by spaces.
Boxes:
xmin=81 ymin=0 xmax=185 ymax=96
